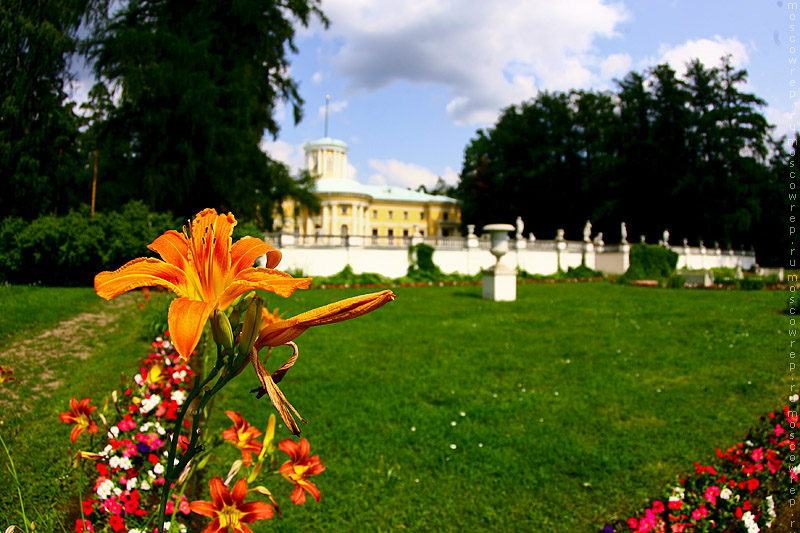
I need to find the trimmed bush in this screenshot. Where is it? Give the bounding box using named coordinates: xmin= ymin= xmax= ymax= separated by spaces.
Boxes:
xmin=0 ymin=202 xmax=178 ymax=286
xmin=621 ymin=244 xmax=678 ymax=282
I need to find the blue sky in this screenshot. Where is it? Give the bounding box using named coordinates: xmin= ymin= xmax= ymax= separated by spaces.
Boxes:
xmin=256 ymin=0 xmax=793 ymax=191
xmin=66 ymin=1 xmax=792 ymax=190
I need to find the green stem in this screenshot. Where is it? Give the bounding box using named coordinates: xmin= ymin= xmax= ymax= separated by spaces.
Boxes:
xmin=155 ymin=344 xmax=229 ymax=532
xmin=0 ymin=430 xmax=30 ymax=533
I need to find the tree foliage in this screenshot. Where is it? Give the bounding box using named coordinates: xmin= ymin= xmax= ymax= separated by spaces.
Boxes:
xmin=456 ymin=57 xmax=787 ymax=264
xmin=82 ymin=0 xmax=326 ymax=225
xmin=0 ymin=0 xmax=103 ymax=219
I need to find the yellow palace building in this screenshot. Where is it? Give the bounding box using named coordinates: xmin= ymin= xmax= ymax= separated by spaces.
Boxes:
xmin=277 ymin=136 xmax=461 ymax=240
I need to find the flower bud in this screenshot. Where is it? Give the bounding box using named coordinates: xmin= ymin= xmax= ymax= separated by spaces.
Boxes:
xmin=237 ymin=292 xmax=256 ymax=313
xmin=228 ymin=307 xmax=241 ymax=329
xmin=210 ymin=310 xmax=235 ymax=352
xmin=238 ymin=295 xmax=263 ymax=355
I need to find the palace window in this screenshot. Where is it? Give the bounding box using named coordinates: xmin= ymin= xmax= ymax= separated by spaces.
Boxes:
xmin=388 ymin=211 xmax=393 ymax=219
xmin=443 ymin=212 xmax=449 ymax=221
xmin=372 ymin=209 xmax=378 ymax=219
xmin=403 ymin=211 xmax=408 ymax=220
xmin=420 ymin=212 xmax=425 ymax=220
xmin=403 ymin=229 xmax=409 ymax=237
xmin=341 ymin=205 xmax=348 ymax=215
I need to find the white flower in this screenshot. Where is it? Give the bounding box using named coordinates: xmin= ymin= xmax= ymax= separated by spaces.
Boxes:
xmin=171 ymin=389 xmax=187 ymax=405
xmin=767 ymin=495 xmax=776 ymax=519
xmin=140 ymin=422 xmax=154 ymax=432
xmin=96 ymin=479 xmax=114 ymax=499
xmin=140 ymin=394 xmax=162 ymax=414
xmin=109 ymin=456 xmax=121 ymax=469
xmin=154 ymin=463 xmax=164 ymax=475
xmin=172 ymin=370 xmax=187 ymax=381
xmin=720 ymin=487 xmax=732 ymax=500
xmin=118 ymin=457 xmax=133 ymax=471
xmin=449 ymin=444 xmax=457 ymax=449
xmin=126 ymin=478 xmax=138 ymax=490
xmin=741 ymin=511 xmax=759 ymax=533
xmin=791 ymin=394 xmax=799 ymax=403
xmin=107 ymin=426 xmax=120 ymax=438
xmin=113 ymin=487 xmax=122 ymax=497
xmin=134 ymin=374 xmax=143 ymax=386
xmin=139 ymin=479 xmax=151 ymax=491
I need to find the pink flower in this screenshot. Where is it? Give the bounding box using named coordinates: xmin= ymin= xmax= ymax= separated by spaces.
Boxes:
xmin=704 ymin=486 xmax=720 ymax=506
xmin=751 ymin=447 xmax=764 ymax=462
xmin=775 ymin=424 xmax=785 ymax=437
xmin=652 ymin=500 xmax=664 ymax=514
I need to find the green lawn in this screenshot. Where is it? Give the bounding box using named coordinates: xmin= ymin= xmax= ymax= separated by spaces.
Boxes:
xmin=0 ymin=283 xmax=788 ymax=532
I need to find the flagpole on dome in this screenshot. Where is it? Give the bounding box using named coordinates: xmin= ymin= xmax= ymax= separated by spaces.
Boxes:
xmin=324 ymin=94 xmax=330 ymax=138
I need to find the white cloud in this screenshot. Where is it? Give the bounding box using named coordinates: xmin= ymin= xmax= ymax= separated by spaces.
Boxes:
xmin=367 ymin=158 xmax=452 ymax=189
xmin=655 ymin=36 xmax=749 ymax=75
xmin=314 ymin=0 xmax=629 ymax=125
xmin=600 ymin=53 xmax=633 ymax=80
xmin=766 ymin=102 xmax=800 ymax=144
xmin=317 ymin=98 xmax=348 ymax=118
xmin=259 ymin=139 xmax=306 ymax=174
xmin=312 ymin=71 xmax=325 ymax=84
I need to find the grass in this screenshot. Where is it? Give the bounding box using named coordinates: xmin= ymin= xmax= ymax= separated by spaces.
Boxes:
xmin=0 ymin=283 xmax=788 ymax=532
xmin=0 ymin=284 xmax=104 ymax=346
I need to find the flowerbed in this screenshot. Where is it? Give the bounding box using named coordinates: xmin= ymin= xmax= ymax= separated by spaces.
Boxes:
xmin=61 ymin=331 xmax=326 ymax=532
xmin=602 ymin=401 xmax=797 ymax=532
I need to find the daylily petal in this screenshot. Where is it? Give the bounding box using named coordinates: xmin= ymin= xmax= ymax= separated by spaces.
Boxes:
xmin=239 ymin=501 xmax=275 ymax=522
xmin=257 ymin=290 xmax=395 ymax=348
xmin=147 ymin=230 xmax=189 ymax=271
xmin=168 ymin=298 xmax=215 ymax=360
xmin=185 ymin=209 xmax=236 ymax=302
xmin=95 ymin=257 xmax=189 ymax=300
xmin=189 ymin=501 xmax=218 ymax=517
xmin=290 ymin=486 xmax=306 ymax=505
xmin=231 ymin=478 xmax=248 ymax=506
xmin=208 ymin=477 xmax=229 ymax=510
xmin=230 ymin=237 xmax=281 ymax=276
xmin=217 ymin=269 xmax=312 ymax=310
xmin=201 ymin=517 xmax=224 ymax=533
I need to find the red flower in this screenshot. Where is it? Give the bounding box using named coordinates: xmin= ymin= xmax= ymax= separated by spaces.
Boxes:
xmin=222 ymin=411 xmax=263 ymax=466
xmin=109 ymin=515 xmax=125 ymax=532
xmin=59 ymin=397 xmax=99 ymax=443
xmin=190 ymin=477 xmax=273 ymax=533
xmin=278 ymin=438 xmax=326 ymax=504
xmin=75 ymin=519 xmax=94 ymax=533
xmin=651 ymin=500 xmax=664 ymax=513
xmin=0 ymin=365 xmax=20 ymax=385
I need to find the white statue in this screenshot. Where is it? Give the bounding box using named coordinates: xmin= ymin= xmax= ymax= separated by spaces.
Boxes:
xmin=516 ymin=216 xmax=524 ymax=238
xmin=528 ymin=232 xmax=536 ymax=242
xmin=556 ymin=228 xmax=565 ymax=240
xmin=593 ymin=232 xmax=604 ymax=246
xmin=663 ymin=229 xmax=670 ymax=246
xmin=640 ymin=235 xmax=646 ymax=243
xmin=583 ymin=221 xmax=592 ymax=243
xmin=621 ymin=222 xmax=628 ymax=244
xmin=683 ymin=238 xmax=688 ymax=247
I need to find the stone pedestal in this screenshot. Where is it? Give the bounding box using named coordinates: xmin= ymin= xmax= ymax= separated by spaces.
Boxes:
xmin=482 ymin=264 xmax=517 ymax=302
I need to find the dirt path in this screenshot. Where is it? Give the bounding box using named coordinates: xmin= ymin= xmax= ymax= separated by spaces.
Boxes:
xmin=0 ymin=293 xmax=135 ymax=407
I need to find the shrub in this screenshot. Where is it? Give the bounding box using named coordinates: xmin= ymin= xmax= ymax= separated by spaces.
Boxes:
xmin=666 ymin=274 xmax=686 ymax=289
xmin=232 ymin=219 xmax=264 ymax=240
xmin=566 ymin=264 xmax=603 ymax=279
xmin=621 ymin=244 xmax=678 ymax=282
xmin=0 ymin=202 xmax=177 ymax=286
xmin=740 ymin=277 xmax=766 ymax=291
xmin=406 ymin=243 xmax=444 ymax=281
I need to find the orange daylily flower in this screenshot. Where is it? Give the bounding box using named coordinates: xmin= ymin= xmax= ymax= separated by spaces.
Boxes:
xmin=190 ymin=477 xmax=273 ymax=533
xmin=255 ymin=289 xmax=395 ymax=349
xmin=248 ymin=290 xmax=395 ymax=435
xmin=59 ymin=397 xmax=99 ymax=443
xmin=278 ymin=438 xmax=325 ymax=505
xmin=222 ymin=411 xmax=263 ymax=466
xmin=0 ymin=365 xmax=20 ymax=385
xmin=94 ymin=208 xmax=312 ymax=360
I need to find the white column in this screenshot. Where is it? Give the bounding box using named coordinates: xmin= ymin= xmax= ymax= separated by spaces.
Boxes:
xmin=330 ymin=201 xmax=338 ymax=235
xmin=322 ymin=204 xmax=330 ymax=234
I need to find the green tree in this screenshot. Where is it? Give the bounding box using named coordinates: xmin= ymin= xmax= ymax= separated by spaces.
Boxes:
xmin=0 ymin=0 xmax=101 ymax=219
xmin=84 ymin=0 xmax=326 ymax=225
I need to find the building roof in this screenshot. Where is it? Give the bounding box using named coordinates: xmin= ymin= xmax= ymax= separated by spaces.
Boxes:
xmin=314 ymin=178 xmax=459 ymax=204
xmin=304 ymin=137 xmax=348 ymax=151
